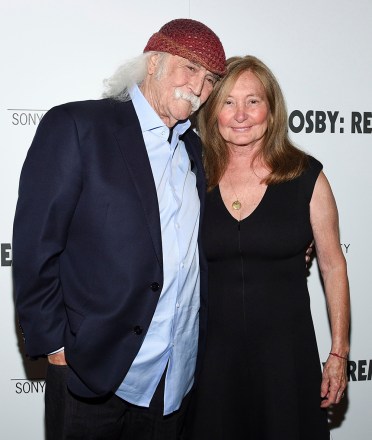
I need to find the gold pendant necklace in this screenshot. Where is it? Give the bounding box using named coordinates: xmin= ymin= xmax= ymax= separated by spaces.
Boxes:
xmin=229 ymin=174 xmax=243 ymax=211
xmin=232 ymin=199 xmax=242 ymax=210
xmin=227 ymin=165 xmax=266 ymax=214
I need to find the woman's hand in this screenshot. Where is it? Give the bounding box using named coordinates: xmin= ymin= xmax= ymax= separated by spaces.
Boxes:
xmin=320 ymin=353 xmax=348 ymax=407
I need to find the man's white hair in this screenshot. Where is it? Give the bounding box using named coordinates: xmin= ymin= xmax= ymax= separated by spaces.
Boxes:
xmin=102 ymin=51 xmax=168 ymax=101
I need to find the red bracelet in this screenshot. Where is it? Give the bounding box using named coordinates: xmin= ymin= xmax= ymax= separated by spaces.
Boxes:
xmin=329 ymin=352 xmax=348 ymax=360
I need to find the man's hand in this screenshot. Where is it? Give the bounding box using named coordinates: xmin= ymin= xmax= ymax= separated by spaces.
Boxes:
xmin=305 ymin=240 xmax=314 ymax=266
xmin=48 ymin=350 xmax=67 ymax=365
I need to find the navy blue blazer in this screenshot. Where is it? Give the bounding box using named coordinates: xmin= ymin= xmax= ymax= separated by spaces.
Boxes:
xmin=13 ymin=99 xmax=208 ymax=398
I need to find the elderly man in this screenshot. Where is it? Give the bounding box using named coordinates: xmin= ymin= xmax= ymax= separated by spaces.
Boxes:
xmin=13 ymin=18 xmax=226 ymax=440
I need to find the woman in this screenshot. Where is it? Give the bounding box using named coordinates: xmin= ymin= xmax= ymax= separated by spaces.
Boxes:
xmin=187 ymin=56 xmax=350 ymax=439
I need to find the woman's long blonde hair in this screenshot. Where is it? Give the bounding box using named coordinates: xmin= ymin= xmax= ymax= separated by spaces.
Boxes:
xmin=197 ymin=55 xmax=308 ymax=191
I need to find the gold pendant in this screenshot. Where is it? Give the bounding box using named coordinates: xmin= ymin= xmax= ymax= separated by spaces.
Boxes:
xmin=232 ymin=200 xmax=241 ymax=210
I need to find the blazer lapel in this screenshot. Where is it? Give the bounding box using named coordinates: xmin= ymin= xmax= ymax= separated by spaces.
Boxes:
xmin=182 ymin=131 xmax=206 ymax=218
xmin=114 ymin=116 xmax=163 ymax=270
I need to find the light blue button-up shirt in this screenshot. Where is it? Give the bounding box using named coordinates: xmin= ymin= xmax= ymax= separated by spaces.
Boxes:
xmin=115 ymin=85 xmax=200 ymax=415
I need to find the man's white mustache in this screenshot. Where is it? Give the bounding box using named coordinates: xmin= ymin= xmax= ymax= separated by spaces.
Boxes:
xmin=174 ymin=89 xmax=201 ymax=112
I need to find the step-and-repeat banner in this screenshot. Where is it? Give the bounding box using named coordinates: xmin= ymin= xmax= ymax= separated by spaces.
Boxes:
xmin=1 ymin=1 xmax=371 ymax=438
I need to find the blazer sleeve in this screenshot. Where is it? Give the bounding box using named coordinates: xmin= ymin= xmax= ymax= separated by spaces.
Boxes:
xmin=13 ymin=105 xmax=83 ymax=357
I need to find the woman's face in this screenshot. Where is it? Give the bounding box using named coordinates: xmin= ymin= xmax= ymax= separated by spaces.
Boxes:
xmin=217 ymin=70 xmax=269 ymax=151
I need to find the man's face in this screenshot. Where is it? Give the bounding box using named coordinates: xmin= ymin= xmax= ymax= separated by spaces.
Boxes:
xmin=142 ymin=54 xmax=218 ymax=127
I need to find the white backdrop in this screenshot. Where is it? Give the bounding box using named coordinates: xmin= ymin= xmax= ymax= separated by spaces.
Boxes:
xmin=1 ymin=1 xmax=371 ymax=438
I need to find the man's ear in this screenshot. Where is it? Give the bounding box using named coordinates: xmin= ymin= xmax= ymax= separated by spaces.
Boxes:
xmin=147 ymin=53 xmax=160 ymax=75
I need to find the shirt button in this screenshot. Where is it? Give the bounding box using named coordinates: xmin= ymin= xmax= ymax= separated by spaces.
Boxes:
xmin=133 ymin=326 xmax=143 ymax=335
xmin=150 ymin=282 xmax=160 ymax=292
xmin=176 ymin=302 xmax=180 ymax=308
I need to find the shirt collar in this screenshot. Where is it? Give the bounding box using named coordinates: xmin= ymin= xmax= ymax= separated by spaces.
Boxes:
xmin=129 ymin=84 xmax=191 ymax=137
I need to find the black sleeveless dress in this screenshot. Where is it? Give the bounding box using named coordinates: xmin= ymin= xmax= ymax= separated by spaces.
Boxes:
xmin=187 ymin=156 xmax=329 ymax=440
